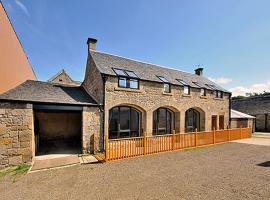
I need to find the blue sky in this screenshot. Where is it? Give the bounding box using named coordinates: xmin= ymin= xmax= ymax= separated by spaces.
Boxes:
xmin=3 ymin=0 xmax=270 ymax=96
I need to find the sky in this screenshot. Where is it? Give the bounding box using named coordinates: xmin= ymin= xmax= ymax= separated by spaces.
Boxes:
xmin=2 ymin=0 xmax=270 ymax=96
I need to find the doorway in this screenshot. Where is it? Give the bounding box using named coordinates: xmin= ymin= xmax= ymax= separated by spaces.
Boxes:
xmin=34 ymin=110 xmax=82 ymax=155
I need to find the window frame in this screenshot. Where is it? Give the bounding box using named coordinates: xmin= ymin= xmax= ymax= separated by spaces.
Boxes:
xmin=184 ymin=85 xmax=190 ymax=95
xmin=108 ymin=106 xmax=142 ymax=139
xmin=200 ymin=88 xmax=206 ymax=96
xmin=153 ymin=108 xmax=175 ymax=135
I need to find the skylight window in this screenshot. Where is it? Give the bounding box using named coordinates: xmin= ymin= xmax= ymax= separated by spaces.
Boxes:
xmin=113 ymin=68 xmax=126 ymax=76
xmin=193 ymin=82 xmax=204 ymax=88
xmin=113 ymin=68 xmax=139 ymax=78
xmin=176 ymin=79 xmax=189 ymax=86
xmin=125 ymin=70 xmax=138 ymax=78
xmin=157 ymin=76 xmax=169 ymax=83
xmin=205 ymin=84 xmax=218 ymax=90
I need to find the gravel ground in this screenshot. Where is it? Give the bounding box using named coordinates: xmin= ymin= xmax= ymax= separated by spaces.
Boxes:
xmin=1 ymin=142 xmax=270 ymax=200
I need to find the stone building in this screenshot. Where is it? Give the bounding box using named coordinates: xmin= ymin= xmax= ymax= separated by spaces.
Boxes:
xmin=230 ymin=109 xmax=255 ymax=132
xmin=0 ymin=2 xmax=36 ymax=94
xmin=0 ymin=38 xmax=231 ymax=168
xmin=48 ymin=69 xmax=81 ymax=86
xmin=232 ymin=95 xmax=270 ymax=132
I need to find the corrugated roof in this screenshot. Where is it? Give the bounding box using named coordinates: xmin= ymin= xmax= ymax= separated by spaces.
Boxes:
xmin=90 ymin=50 xmax=230 ymax=93
xmin=0 ymin=80 xmax=97 ymax=106
xmin=231 ymin=109 xmax=255 ymax=119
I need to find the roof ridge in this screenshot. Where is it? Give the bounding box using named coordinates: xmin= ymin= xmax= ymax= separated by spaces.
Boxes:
xmin=90 ymin=50 xmax=194 ymax=76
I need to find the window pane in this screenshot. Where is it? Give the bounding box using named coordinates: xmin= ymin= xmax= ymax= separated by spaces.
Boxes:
xmin=200 ymin=88 xmax=205 ymax=96
xmin=130 ymin=109 xmax=140 ymax=137
xmin=164 ymin=83 xmax=170 ymax=93
xmin=114 ymin=68 xmax=126 ymax=76
xmin=119 ymin=107 xmax=130 ymax=131
xmin=158 ymin=108 xmax=166 ymax=130
xmin=130 ymin=79 xmax=138 ymax=89
xmin=157 ymin=76 xmax=169 ymax=83
xmin=126 ymin=71 xmax=138 ymax=78
xmin=109 ymin=107 xmax=119 ymax=139
xmin=184 ymin=86 xmax=189 ymax=94
xmin=177 ymin=79 xmax=189 ymax=86
xmin=166 ymin=111 xmax=171 ymax=134
xmin=119 ymin=78 xmax=127 ymax=87
xmin=153 ymin=110 xmax=157 ymax=135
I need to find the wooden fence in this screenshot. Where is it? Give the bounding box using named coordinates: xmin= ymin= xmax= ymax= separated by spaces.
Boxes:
xmin=105 ymin=127 xmax=252 ymax=161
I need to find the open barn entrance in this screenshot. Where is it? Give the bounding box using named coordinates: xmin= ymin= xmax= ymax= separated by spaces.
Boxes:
xmin=34 ymin=105 xmax=82 ymax=156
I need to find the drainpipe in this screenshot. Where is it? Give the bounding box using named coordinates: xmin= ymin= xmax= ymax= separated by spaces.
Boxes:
xmin=229 ymin=93 xmax=232 ymax=129
xmin=102 ymin=74 xmax=108 ymax=152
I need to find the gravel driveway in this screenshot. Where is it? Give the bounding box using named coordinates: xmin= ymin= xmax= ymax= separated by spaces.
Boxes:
xmin=1 ymin=142 xmax=270 ymax=200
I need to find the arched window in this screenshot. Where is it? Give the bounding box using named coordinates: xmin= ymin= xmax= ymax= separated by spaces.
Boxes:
xmin=109 ymin=106 xmax=141 ymax=139
xmin=185 ymin=108 xmax=200 ymax=132
xmin=153 ymin=108 xmax=175 ymax=135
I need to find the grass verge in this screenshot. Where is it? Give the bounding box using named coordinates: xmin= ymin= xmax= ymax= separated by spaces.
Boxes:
xmin=0 ymin=163 xmax=30 ymax=182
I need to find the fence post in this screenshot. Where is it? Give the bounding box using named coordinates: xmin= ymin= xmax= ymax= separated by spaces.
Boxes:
xmin=172 ymin=130 xmax=176 ymax=150
xmin=143 ymin=132 xmax=147 ymax=155
xmin=240 ymin=126 xmax=243 ymax=139
xmin=195 ymin=128 xmax=198 ymax=147
xmin=228 ymin=128 xmax=231 ymax=141
xmin=105 ymin=134 xmax=109 ymax=161
xmin=213 ymin=128 xmax=216 ymax=144
xmin=93 ymin=130 xmax=97 ymax=154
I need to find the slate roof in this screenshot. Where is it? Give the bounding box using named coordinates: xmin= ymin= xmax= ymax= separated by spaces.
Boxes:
xmin=48 ymin=69 xmax=82 ymax=86
xmin=90 ymin=50 xmax=230 ymax=93
xmin=231 ymin=109 xmax=255 ymax=119
xmin=0 ymin=80 xmax=97 ymax=106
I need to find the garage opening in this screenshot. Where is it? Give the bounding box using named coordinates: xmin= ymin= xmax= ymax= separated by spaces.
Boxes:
xmin=34 ymin=109 xmax=82 ymax=156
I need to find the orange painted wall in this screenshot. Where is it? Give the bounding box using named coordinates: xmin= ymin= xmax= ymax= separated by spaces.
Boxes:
xmin=0 ymin=2 xmax=36 ymax=94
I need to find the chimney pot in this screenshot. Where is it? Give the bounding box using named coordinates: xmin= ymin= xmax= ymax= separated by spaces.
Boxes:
xmin=87 ymin=38 xmax=97 ymax=51
xmin=195 ymin=68 xmax=203 ymax=76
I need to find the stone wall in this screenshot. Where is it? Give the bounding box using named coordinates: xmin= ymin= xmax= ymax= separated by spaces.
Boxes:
xmin=232 ymin=96 xmax=270 ymax=132
xmin=103 ymin=76 xmax=230 ymax=136
xmin=83 ymin=53 xmax=104 ymax=104
xmin=82 ymin=106 xmax=102 ymax=153
xmin=0 ymin=102 xmax=33 ymax=169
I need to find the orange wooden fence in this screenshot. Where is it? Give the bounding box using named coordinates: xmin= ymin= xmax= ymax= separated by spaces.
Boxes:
xmin=105 ymin=127 xmax=252 ymax=161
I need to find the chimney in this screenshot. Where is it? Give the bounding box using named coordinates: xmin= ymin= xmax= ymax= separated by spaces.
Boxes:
xmin=87 ymin=38 xmax=97 ymax=51
xmin=195 ymin=67 xmax=203 ymax=76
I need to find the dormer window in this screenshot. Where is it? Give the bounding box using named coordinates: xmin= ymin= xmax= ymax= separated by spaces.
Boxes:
xmin=193 ymin=82 xmax=206 ymax=96
xmin=157 ymin=76 xmax=171 ymax=93
xmin=177 ymin=79 xmax=190 ymax=95
xmin=215 ymin=90 xmax=223 ymax=98
xmin=113 ymin=68 xmax=139 ymax=89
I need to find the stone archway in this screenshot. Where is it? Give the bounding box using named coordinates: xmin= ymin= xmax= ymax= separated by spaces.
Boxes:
xmin=185 ymin=107 xmax=205 ymax=132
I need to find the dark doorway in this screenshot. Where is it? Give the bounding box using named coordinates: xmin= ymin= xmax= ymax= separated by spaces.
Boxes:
xmin=34 ymin=110 xmax=82 ymax=155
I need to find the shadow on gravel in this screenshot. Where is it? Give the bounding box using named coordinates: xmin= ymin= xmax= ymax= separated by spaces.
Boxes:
xmin=257 ymin=161 xmax=270 ymax=167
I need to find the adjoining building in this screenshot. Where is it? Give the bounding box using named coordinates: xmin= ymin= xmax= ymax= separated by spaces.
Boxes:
xmin=0 ymin=38 xmax=231 ymax=168
xmin=48 ymin=69 xmax=81 ymax=86
xmin=232 ymin=95 xmax=270 ymax=132
xmin=230 ymin=109 xmax=255 ymax=132
xmin=0 ymin=2 xmax=36 ymax=94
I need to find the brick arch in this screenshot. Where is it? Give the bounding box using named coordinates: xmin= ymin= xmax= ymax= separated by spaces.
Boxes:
xmin=150 ymin=104 xmax=180 ymax=113
xmin=108 ymin=103 xmax=147 ymax=135
xmin=151 ymin=105 xmax=181 ymax=134
xmin=184 ymin=106 xmax=206 ymax=132
xmin=108 ymin=103 xmax=146 ymax=114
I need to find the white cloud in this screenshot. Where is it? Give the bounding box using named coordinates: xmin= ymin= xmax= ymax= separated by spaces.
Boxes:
xmin=208 ymin=77 xmax=232 ymax=85
xmin=14 ymin=0 xmax=29 ymax=16
xmin=230 ymin=80 xmax=270 ymax=96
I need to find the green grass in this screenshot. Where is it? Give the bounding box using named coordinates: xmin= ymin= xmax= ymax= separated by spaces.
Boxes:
xmin=0 ymin=163 xmax=30 ymax=182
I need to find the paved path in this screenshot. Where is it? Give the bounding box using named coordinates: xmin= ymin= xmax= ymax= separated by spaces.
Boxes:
xmin=232 ymin=137 xmax=270 ymax=146
xmin=31 ymin=155 xmax=80 ymax=172
xmin=1 ymin=142 xmax=270 ymax=200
